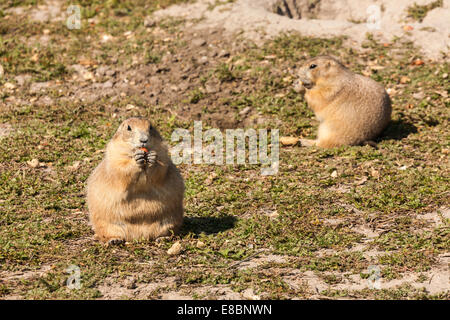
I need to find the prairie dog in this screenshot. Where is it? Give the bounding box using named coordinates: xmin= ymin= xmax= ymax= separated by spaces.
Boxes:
xmin=86 ymin=117 xmax=184 ymax=244
xmin=295 ymin=56 xmax=391 ymax=148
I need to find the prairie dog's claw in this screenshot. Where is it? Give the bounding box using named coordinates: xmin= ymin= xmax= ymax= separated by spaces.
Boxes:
xmin=134 ymin=149 xmax=146 ymax=165
xmin=145 ymin=150 xmax=157 ymax=166
xmin=107 ymin=238 xmax=125 ymax=246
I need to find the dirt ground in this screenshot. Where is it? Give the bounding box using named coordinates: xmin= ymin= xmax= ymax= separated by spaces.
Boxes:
xmin=0 ymin=0 xmax=448 ymax=300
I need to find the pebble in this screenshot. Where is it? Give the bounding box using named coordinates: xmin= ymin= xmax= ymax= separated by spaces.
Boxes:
xmin=167 ymin=241 xmax=182 ymax=255
xmin=412 ymin=92 xmax=424 ymax=100
xmin=198 ymin=56 xmax=208 ymax=64
xmin=192 ymin=38 xmax=207 ymax=47
xmin=27 ymin=159 xmax=40 ymax=168
xmin=239 ymin=106 xmax=251 ymax=116
xmin=125 ymin=277 xmax=137 ymax=289
xmin=196 ymin=240 xmax=206 ymax=249
xmin=280 ymin=136 xmax=299 ymax=146
xmin=144 ymin=16 xmax=156 ymax=28
xmin=4 ymin=82 xmax=16 ymax=90
xmin=218 ymin=50 xmax=230 ymax=58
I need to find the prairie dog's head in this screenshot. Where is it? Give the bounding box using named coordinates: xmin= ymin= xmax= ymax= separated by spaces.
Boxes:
xmin=296 ymin=56 xmax=347 ymax=89
xmin=112 ymin=117 xmax=162 ymax=151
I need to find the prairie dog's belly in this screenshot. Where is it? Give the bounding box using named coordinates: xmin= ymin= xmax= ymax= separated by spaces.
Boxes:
xmin=119 ymin=192 xmax=167 ymax=221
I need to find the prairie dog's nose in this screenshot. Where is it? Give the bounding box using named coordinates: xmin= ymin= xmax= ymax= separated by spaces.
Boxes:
xmin=139 ymin=133 xmax=148 ymax=143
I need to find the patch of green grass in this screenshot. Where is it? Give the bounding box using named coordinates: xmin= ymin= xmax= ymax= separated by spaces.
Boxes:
xmin=406 ymin=0 xmax=443 ymax=22
xmin=215 ymin=63 xmax=239 ymax=82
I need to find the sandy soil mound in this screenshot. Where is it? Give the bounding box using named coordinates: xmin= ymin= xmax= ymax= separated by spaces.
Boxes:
xmin=154 ymin=0 xmax=449 ymax=60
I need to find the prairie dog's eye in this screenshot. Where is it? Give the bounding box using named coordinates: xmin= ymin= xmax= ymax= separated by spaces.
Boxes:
xmin=127 ymin=125 xmax=132 ymax=131
xmin=309 ymin=64 xmax=317 ymax=69
xmin=149 ymin=125 xmax=154 ymax=131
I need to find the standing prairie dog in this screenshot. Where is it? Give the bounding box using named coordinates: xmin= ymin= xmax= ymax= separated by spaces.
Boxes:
xmin=86 ymin=117 xmax=184 ymax=244
xmin=295 ymin=56 xmax=392 ymax=148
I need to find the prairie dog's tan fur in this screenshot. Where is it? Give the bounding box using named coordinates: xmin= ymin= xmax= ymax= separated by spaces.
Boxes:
xmin=86 ymin=118 xmax=184 ymax=244
xmin=296 ymin=56 xmax=392 ymax=148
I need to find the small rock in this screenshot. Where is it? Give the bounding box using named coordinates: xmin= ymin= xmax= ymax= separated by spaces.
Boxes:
xmin=67 ymin=161 xmax=81 ymax=171
xmin=30 ymin=53 xmax=39 ymax=62
xmin=412 ymin=92 xmax=424 ymax=100
xmin=196 ymin=240 xmax=206 ymax=249
xmin=386 ymin=88 xmax=396 ymax=95
xmin=144 ymin=17 xmax=156 ymax=28
xmin=95 ymin=66 xmax=109 ymax=77
xmin=125 ymin=277 xmax=137 ymax=290
xmin=198 ymin=56 xmax=208 ymax=64
xmin=239 ymin=107 xmax=251 ymax=116
xmin=167 ymin=241 xmax=182 ymax=256
xmin=37 ymin=96 xmax=54 ymax=106
xmin=0 ymin=123 xmax=13 ymax=138
xmin=79 ymin=58 xmax=96 ymax=67
xmin=280 ymin=136 xmax=299 ymax=146
xmin=102 ymin=80 xmax=114 ymax=89
xmin=205 ymin=83 xmax=218 ymax=94
xmin=355 ymin=176 xmax=368 ymax=185
xmin=286 ymin=164 xmax=296 ymax=171
xmin=265 ymin=210 xmax=279 ymax=219
xmin=434 ymin=90 xmax=447 ymax=98
xmin=105 ymin=69 xmax=116 ymax=77
xmin=218 ymin=50 xmax=230 ymax=58
xmin=241 ymin=288 xmax=260 ymax=300
xmin=101 ymin=34 xmax=113 ymax=43
xmin=15 ymin=74 xmax=32 ymax=86
xmin=205 ymin=172 xmax=218 ymax=185
xmin=370 ymin=169 xmax=380 ymax=179
xmin=442 ymin=73 xmax=448 ymax=79
xmin=4 ymin=82 xmax=16 ymax=90
xmin=82 ymin=71 xmax=95 ymax=81
xmin=399 ymin=76 xmax=410 ymax=84
xmin=27 ymin=159 xmax=40 ymax=168
xmin=192 ymin=39 xmax=206 ymax=47
xmin=126 ymin=104 xmax=136 ymax=110
xmin=331 ymin=170 xmax=338 ymax=178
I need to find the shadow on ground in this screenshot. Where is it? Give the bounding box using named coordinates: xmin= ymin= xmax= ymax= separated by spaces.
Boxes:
xmin=379 ymin=118 xmax=418 ymax=142
xmin=181 ymin=215 xmax=237 ymax=235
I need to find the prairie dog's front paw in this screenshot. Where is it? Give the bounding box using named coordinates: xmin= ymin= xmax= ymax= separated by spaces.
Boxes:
xmin=134 ymin=149 xmax=146 ymax=166
xmin=145 ymin=150 xmax=157 ymax=166
xmin=293 ymin=80 xmax=305 ymax=93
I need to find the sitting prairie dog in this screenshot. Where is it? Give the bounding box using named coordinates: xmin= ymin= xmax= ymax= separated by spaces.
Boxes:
xmin=295 ymin=55 xmax=392 ymax=148
xmin=86 ymin=117 xmax=185 ymax=244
